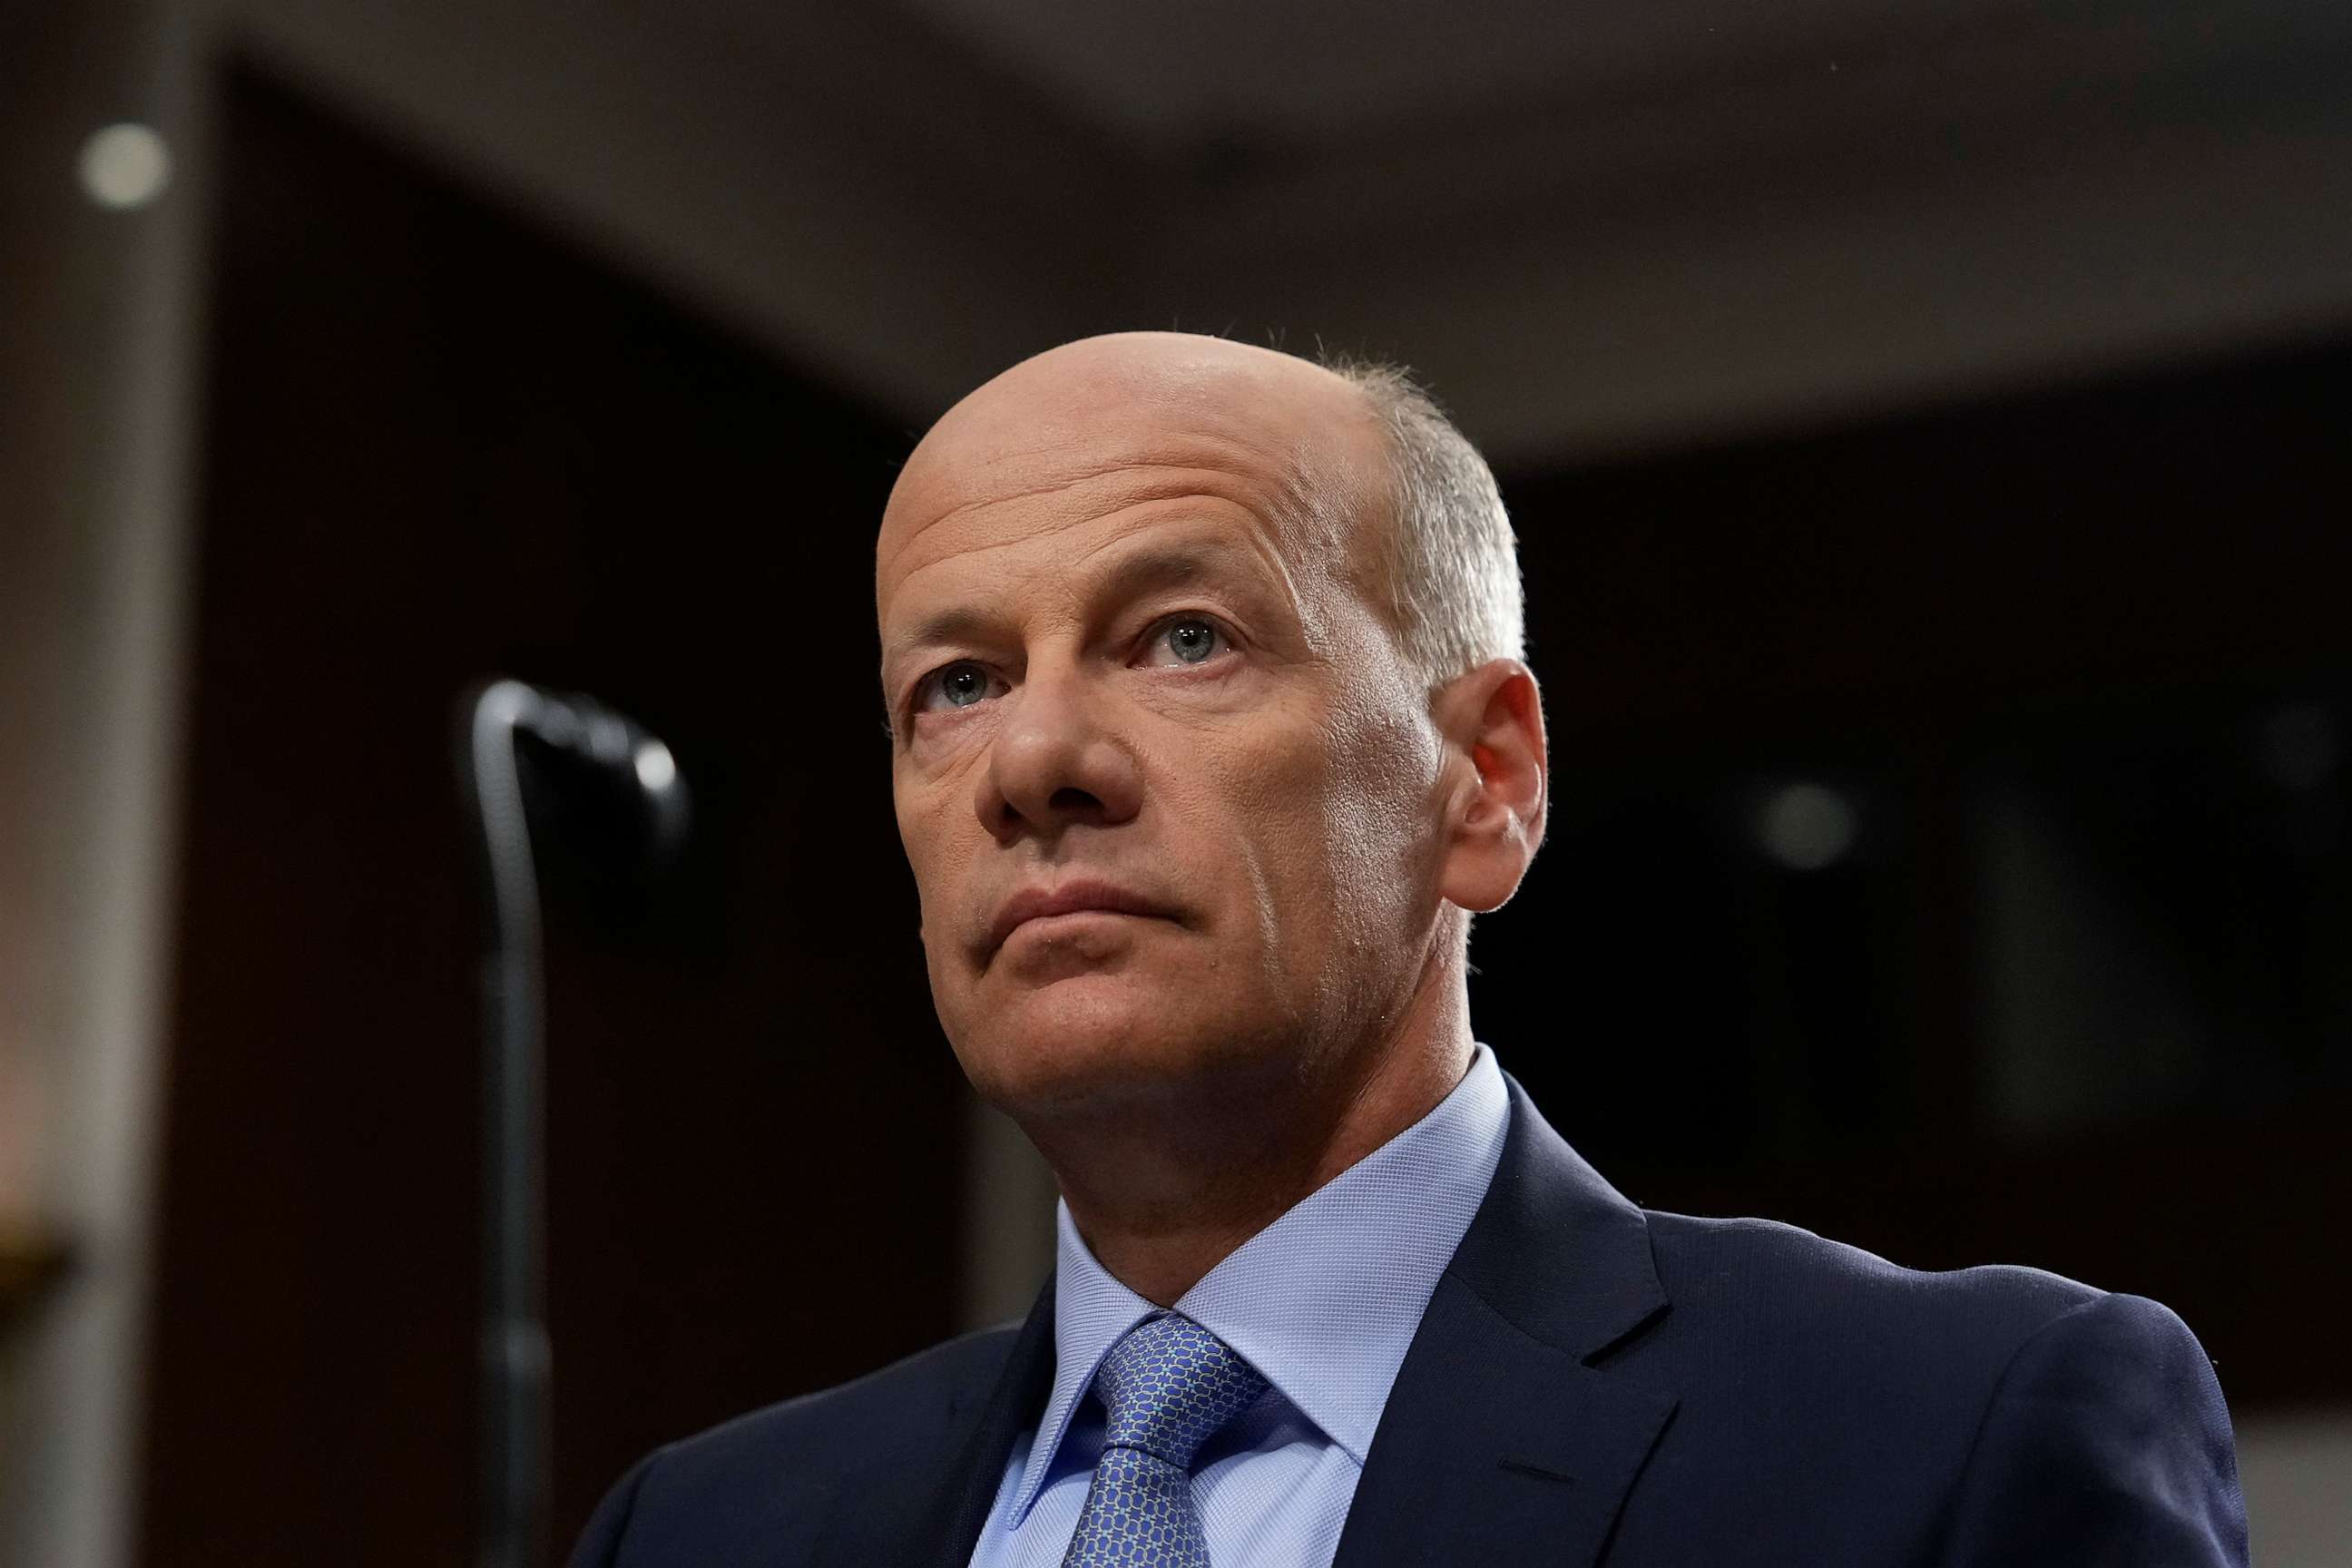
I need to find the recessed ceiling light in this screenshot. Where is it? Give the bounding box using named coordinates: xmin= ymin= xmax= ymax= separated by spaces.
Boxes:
xmin=78 ymin=122 xmax=172 ymax=211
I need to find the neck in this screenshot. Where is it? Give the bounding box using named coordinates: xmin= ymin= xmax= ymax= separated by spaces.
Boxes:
xmin=1027 ymin=963 xmax=1477 ymax=1307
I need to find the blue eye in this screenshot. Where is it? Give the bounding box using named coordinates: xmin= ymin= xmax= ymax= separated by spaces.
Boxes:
xmin=922 ymin=662 xmax=996 ymax=711
xmin=1158 ymin=618 xmax=1224 ymax=665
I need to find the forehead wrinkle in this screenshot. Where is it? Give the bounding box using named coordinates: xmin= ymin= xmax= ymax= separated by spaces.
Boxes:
xmin=880 ymin=443 xmax=1314 ymax=598
xmin=879 ymin=447 xmax=1127 ymax=581
xmin=877 ymin=356 xmax=1385 ymax=643
xmin=1058 ymin=505 xmax=1309 ymax=640
xmin=886 ymin=392 xmax=1314 ymax=518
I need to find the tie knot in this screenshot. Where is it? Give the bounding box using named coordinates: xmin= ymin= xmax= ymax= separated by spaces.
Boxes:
xmin=1090 ymin=1313 xmax=1269 ymax=1470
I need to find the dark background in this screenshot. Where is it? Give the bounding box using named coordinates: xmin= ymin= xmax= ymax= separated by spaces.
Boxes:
xmin=142 ymin=68 xmax=961 ymax=1564
xmin=140 ymin=58 xmax=2349 ymax=1567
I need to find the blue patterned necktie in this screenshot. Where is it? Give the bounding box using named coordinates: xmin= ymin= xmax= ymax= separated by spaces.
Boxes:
xmin=1061 ymin=1312 xmax=1270 ymax=1568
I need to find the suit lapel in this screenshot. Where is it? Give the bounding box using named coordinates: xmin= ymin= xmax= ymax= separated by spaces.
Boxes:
xmin=1332 ymin=1080 xmax=1679 ymax=1568
xmin=810 ymin=1276 xmax=1058 ymax=1568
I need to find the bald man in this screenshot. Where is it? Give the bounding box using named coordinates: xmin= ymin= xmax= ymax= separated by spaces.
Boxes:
xmin=571 ymin=334 xmax=2247 ymax=1567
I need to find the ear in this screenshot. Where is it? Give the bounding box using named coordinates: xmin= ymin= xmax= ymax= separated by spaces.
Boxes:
xmin=1431 ymin=659 xmax=1548 ymax=915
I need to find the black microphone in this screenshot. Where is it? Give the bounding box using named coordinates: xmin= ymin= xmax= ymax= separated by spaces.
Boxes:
xmin=459 ymin=679 xmax=688 ymax=1568
xmin=506 ymin=685 xmax=691 ymax=881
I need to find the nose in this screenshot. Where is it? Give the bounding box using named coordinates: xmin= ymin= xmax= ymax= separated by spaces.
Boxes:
xmin=975 ymin=661 xmax=1143 ymax=844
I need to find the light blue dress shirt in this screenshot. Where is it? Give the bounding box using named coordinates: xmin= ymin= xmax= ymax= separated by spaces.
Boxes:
xmin=967 ymin=1044 xmax=1511 ymax=1568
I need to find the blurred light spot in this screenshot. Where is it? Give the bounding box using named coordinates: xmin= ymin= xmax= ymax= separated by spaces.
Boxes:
xmin=2258 ymin=703 xmax=2338 ymax=792
xmin=633 ymin=740 xmax=677 ymax=795
xmin=533 ymin=700 xmax=581 ymax=750
xmin=586 ymin=713 xmax=632 ymax=766
xmin=78 ymin=122 xmax=172 ymax=210
xmin=1758 ymin=782 xmax=1857 ymax=870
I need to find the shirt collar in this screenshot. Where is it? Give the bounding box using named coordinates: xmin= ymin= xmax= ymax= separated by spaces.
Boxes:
xmin=1008 ymin=1043 xmax=1510 ymax=1524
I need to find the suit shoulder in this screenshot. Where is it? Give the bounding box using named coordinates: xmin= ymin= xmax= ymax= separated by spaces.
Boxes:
xmin=662 ymin=1319 xmax=1023 ymax=1471
xmin=623 ymin=1322 xmax=1019 ymax=1513
xmin=573 ymin=1325 xmax=1024 ymax=1563
xmin=1638 ymin=1207 xmax=2105 ymax=1369
xmin=1599 ymin=1206 xmax=2186 ymax=1541
xmin=1940 ymin=1290 xmax=2246 ymax=1561
xmin=1988 ymin=1289 xmax=2230 ymax=1425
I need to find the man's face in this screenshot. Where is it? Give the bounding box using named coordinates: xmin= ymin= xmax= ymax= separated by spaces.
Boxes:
xmin=876 ymin=336 xmax=1453 ymax=1120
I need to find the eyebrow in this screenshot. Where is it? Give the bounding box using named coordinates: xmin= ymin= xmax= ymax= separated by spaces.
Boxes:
xmin=887 ymin=603 xmax=1001 ymax=667
xmin=879 ymin=534 xmax=1289 ymax=688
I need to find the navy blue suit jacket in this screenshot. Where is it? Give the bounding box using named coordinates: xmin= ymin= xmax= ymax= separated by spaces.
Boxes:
xmin=573 ymin=1079 xmax=2247 ymax=1566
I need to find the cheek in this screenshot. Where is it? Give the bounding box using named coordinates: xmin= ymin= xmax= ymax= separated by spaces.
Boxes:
xmin=1316 ymin=684 xmax=1446 ymax=918
xmin=1191 ymin=691 xmax=1437 ymax=953
xmin=893 ymin=776 xmax=965 ymax=951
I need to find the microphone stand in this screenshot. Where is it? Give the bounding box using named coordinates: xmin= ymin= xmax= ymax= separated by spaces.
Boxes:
xmin=462 ymin=678 xmax=687 ymax=1568
xmin=466 ymin=679 xmax=554 ymax=1568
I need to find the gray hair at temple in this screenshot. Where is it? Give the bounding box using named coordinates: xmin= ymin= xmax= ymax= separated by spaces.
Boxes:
xmin=1324 ymin=357 xmax=1526 ymax=693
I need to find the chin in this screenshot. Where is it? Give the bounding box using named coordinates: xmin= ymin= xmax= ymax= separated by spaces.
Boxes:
xmin=953 ymin=973 xmax=1267 ymax=1116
